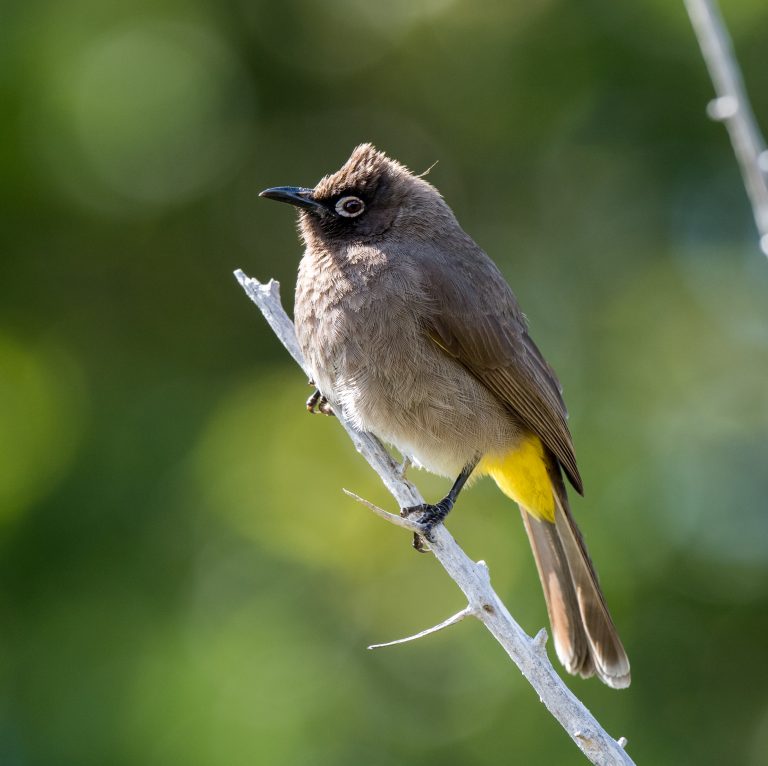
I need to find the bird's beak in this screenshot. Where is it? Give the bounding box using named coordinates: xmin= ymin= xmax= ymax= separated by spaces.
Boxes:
xmin=259 ymin=186 xmax=326 ymax=215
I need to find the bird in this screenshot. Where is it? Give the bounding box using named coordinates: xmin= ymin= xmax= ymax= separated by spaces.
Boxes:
xmin=260 ymin=143 xmax=630 ymax=688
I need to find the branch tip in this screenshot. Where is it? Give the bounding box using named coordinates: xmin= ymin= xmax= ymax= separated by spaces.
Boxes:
xmin=342 ymin=488 xmax=422 ymax=532
xmin=532 ymin=628 xmax=549 ymax=653
xmin=367 ymin=606 xmax=474 ymax=650
xmin=475 ymin=559 xmax=491 ymax=583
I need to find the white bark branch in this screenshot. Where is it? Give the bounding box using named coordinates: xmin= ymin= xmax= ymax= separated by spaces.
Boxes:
xmin=235 ymin=269 xmax=635 ymax=766
xmin=684 ymin=0 xmax=768 ymax=256
xmin=367 ymin=606 xmax=475 ymax=650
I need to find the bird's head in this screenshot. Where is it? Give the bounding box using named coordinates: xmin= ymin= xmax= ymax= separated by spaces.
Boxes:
xmin=260 ymin=143 xmax=453 ymax=248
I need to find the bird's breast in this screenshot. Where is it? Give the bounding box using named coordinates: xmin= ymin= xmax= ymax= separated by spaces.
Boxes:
xmin=294 ymin=251 xmax=518 ymax=477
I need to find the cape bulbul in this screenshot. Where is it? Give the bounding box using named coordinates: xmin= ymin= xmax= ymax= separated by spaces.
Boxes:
xmin=261 ymin=144 xmax=630 ymax=688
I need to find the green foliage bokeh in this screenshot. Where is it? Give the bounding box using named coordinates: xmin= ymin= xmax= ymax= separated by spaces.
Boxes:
xmin=2 ymin=1 xmax=768 ymax=764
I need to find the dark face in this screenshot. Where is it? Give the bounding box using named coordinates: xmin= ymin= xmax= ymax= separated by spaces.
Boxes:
xmin=260 ymin=143 xmax=424 ymax=247
xmin=260 ymin=172 xmax=401 ymax=244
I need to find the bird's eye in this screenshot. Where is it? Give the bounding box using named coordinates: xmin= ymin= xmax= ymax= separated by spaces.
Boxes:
xmin=335 ymin=196 xmax=365 ymax=218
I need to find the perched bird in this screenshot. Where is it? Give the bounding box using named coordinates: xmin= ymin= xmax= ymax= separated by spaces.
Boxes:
xmin=260 ymin=144 xmax=630 ymax=688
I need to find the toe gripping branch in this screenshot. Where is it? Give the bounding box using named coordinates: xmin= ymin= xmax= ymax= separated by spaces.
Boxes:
xmin=306 ymin=387 xmax=335 ymax=416
xmin=401 ymin=499 xmax=455 ymax=552
xmin=400 ymin=456 xmax=479 ymax=552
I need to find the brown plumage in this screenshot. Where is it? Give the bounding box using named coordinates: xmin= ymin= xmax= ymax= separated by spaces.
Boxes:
xmin=260 ymin=143 xmax=630 ymax=688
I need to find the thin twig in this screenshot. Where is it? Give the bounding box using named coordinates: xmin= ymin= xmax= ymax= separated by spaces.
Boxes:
xmin=368 ymin=606 xmax=475 ymax=650
xmin=684 ymin=0 xmax=768 ymax=256
xmin=235 ymin=270 xmax=635 ymax=766
xmin=342 ymin=488 xmax=422 ymax=532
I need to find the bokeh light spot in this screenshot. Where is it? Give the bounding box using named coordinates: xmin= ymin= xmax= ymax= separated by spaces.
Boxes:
xmin=241 ymin=0 xmax=457 ymax=77
xmin=32 ymin=20 xmax=254 ymax=213
xmin=192 ymin=368 xmax=395 ymax=574
xmin=0 ymin=334 xmax=85 ymax=524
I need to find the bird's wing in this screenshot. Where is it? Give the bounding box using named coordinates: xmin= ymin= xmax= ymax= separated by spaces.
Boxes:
xmin=421 ymin=254 xmax=583 ymax=494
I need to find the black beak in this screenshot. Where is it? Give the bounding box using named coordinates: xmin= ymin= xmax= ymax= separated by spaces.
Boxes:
xmin=259 ymin=186 xmax=326 ymax=215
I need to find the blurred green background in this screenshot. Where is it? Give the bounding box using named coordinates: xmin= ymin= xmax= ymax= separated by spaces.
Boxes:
xmin=2 ymin=0 xmax=768 ymax=763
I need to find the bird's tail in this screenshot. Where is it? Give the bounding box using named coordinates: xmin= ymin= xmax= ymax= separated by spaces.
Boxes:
xmin=520 ymin=473 xmax=631 ymax=688
xmin=481 ymin=437 xmax=630 ymax=688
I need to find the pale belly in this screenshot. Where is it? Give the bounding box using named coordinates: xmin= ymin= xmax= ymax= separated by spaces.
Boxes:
xmin=306 ymin=330 xmax=519 ymax=479
xmin=295 ymin=257 xmax=520 ymax=478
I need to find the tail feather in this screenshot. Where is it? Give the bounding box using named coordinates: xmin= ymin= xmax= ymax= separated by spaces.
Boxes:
xmin=483 ymin=436 xmax=630 ymax=687
xmin=523 ymin=470 xmax=631 ymax=689
xmin=552 ymin=488 xmax=631 ymax=688
xmin=520 ymin=511 xmax=595 ymax=678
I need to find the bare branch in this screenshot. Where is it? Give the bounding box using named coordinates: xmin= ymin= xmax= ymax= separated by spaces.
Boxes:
xmin=368 ymin=606 xmax=475 ymax=650
xmin=342 ymin=488 xmax=422 ymax=532
xmin=236 ymin=270 xmax=635 ymax=766
xmin=684 ymin=0 xmax=768 ymax=256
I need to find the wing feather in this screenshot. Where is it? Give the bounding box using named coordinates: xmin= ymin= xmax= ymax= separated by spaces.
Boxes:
xmin=421 ymin=252 xmax=583 ymax=494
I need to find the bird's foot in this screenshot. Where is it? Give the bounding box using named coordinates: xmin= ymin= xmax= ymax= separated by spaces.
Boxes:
xmin=400 ymin=499 xmax=453 ymax=552
xmin=306 ymin=389 xmax=335 ymax=416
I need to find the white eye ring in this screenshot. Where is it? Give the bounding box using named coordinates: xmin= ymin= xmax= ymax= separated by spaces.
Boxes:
xmin=335 ymin=196 xmax=365 ymax=218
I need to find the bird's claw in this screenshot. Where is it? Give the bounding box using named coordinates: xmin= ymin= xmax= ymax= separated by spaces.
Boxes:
xmin=411 ymin=533 xmax=430 ymax=553
xmin=400 ymin=500 xmax=453 ymax=551
xmin=306 ymin=389 xmax=335 ymax=416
